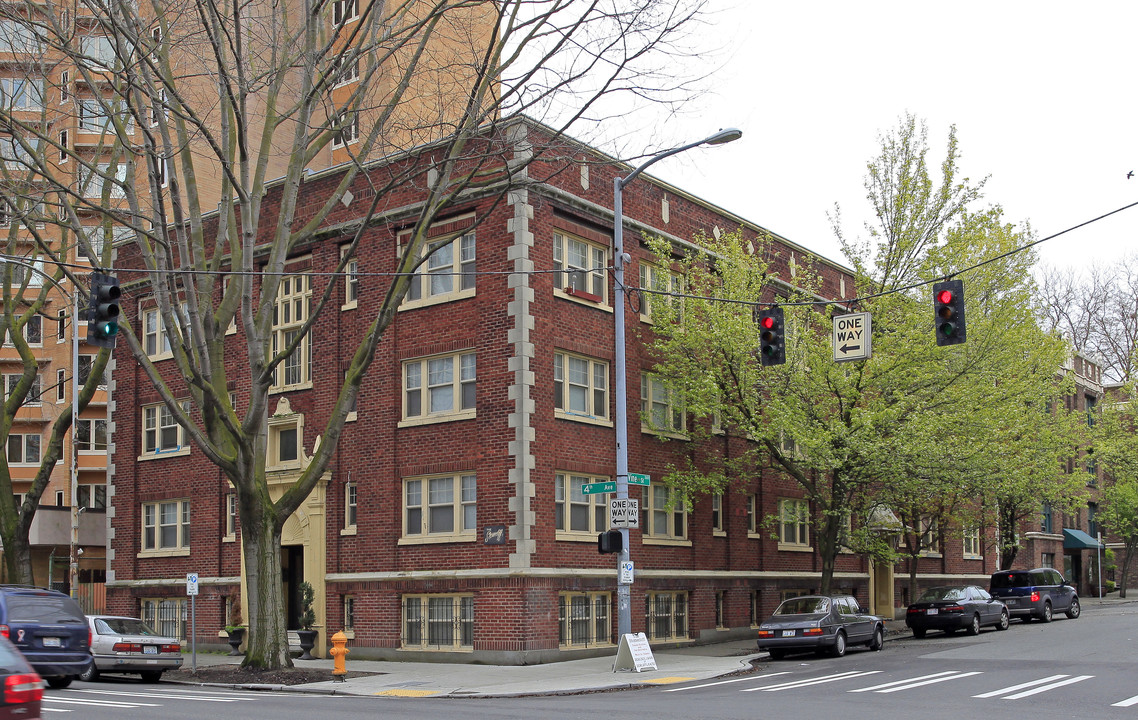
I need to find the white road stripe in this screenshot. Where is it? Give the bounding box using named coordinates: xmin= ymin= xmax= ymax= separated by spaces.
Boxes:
xmin=66 ymin=688 xmax=244 ymax=702
xmin=44 ymin=697 xmax=161 ymax=708
xmin=662 ymin=671 xmax=792 ymax=692
xmin=1002 ymin=675 xmax=1093 ymax=699
xmin=41 ymin=708 xmax=73 ymax=713
xmin=745 ymin=670 xmax=882 ymax=692
xmin=848 ymin=671 xmax=962 ymax=692
xmin=972 ymin=674 xmax=1069 ymax=698
xmin=874 ymin=671 xmax=983 ymax=694
xmin=1112 ymin=694 xmax=1138 ymax=708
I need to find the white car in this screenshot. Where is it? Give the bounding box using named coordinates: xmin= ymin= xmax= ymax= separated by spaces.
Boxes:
xmin=81 ymin=615 xmax=183 ymax=682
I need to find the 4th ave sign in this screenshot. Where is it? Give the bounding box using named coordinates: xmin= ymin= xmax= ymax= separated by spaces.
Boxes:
xmin=833 ymin=312 xmax=872 ymax=362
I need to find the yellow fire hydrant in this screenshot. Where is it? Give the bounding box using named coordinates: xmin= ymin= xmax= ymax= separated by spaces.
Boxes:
xmin=329 ymin=631 xmax=350 ymax=682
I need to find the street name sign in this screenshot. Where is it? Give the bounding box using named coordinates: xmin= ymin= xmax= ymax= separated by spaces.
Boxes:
xmin=833 ymin=312 xmax=872 ymax=362
xmin=610 ymin=498 xmax=639 ymax=528
xmin=582 ymin=481 xmax=616 ymax=495
xmin=628 ymin=473 xmax=650 ymax=486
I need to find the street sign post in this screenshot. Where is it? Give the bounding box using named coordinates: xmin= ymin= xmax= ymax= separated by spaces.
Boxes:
xmin=610 ymin=498 xmax=639 ymax=528
xmin=186 ymin=573 xmax=198 ymax=671
xmin=833 ymin=312 xmax=872 ymax=362
xmin=628 ymin=473 xmax=650 ymax=486
xmin=582 ymin=481 xmax=617 ymax=495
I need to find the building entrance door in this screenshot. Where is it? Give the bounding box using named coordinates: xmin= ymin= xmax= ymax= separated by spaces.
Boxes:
xmin=871 ymin=559 xmax=895 ymax=618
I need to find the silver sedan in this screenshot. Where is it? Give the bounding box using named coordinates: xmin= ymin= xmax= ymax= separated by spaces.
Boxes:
xmin=81 ymin=615 xmax=183 ymax=682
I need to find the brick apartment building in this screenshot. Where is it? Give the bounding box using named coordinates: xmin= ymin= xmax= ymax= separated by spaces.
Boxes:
xmin=102 ymin=118 xmax=1105 ymax=662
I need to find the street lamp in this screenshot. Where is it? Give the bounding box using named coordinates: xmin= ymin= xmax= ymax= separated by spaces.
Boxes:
xmin=611 ymin=128 xmax=742 ymax=637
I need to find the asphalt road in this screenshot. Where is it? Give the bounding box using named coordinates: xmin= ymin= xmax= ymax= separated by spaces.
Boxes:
xmin=56 ymin=602 xmax=1138 ymax=719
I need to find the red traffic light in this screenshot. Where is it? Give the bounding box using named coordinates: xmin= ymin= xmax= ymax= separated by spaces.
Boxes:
xmin=936 ymin=289 xmax=954 ymax=305
xmin=760 ymin=315 xmax=775 ymax=330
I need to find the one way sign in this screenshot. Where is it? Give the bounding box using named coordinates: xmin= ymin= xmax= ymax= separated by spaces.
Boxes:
xmin=832 ymin=312 xmax=872 ymax=362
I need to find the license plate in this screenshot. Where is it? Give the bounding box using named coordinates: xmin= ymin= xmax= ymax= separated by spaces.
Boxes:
xmin=143 ymin=646 xmax=158 ymax=655
xmin=1005 ymin=599 xmax=1017 ymax=606
xmin=926 ymin=609 xmax=938 ymax=615
xmin=42 ymin=637 xmax=61 ymax=647
xmin=781 ymin=630 xmax=795 ymax=637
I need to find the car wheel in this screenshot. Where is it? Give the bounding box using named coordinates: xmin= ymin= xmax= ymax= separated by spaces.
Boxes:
xmin=966 ymin=614 xmax=981 ymax=636
xmin=1040 ymin=601 xmax=1053 ymax=623
xmin=140 ymin=671 xmax=163 ymax=683
xmin=79 ymin=664 xmax=100 ymax=682
xmin=996 ymin=609 xmax=1009 ymax=631
xmin=912 ymin=627 xmax=927 ymax=639
xmin=1066 ymin=598 xmax=1081 ymax=619
xmin=869 ymin=626 xmax=884 ymax=651
xmin=46 ymin=676 xmax=73 ymax=689
xmin=767 ymin=649 xmax=786 ymax=660
xmin=830 ymin=631 xmax=847 ymax=658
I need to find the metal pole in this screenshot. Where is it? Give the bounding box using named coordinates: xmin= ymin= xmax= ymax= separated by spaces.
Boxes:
xmin=69 ymin=290 xmax=80 ymax=599
xmin=1098 ymin=531 xmax=1103 ymax=599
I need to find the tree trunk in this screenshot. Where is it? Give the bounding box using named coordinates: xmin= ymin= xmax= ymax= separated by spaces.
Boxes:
xmin=240 ymin=521 xmax=292 ymax=670
xmin=0 ymin=531 xmax=33 ymax=585
xmin=1120 ymin=541 xmax=1136 ymax=599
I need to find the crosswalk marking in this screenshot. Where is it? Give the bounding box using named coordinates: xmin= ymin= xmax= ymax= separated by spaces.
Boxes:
xmin=44 ymin=697 xmax=161 ymax=708
xmin=872 ymin=671 xmax=982 ymax=694
xmin=849 ymin=670 xmax=965 ymax=693
xmin=743 ymin=670 xmax=882 ymax=692
xmin=1112 ymin=694 xmax=1138 ymax=707
xmin=1001 ymin=675 xmax=1093 ymax=699
xmin=973 ymin=674 xmax=1070 ymax=698
xmin=662 ymin=671 xmax=792 ymax=692
xmin=66 ymin=688 xmax=246 ymax=702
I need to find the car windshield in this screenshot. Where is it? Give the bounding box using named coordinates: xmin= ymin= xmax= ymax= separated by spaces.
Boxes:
xmin=96 ymin=618 xmax=159 ymax=636
xmin=6 ymin=594 xmax=85 ymax=623
xmin=775 ymin=597 xmax=829 ymax=615
xmin=917 ymin=587 xmax=967 ymax=602
xmin=991 ymin=573 xmax=1032 ymax=589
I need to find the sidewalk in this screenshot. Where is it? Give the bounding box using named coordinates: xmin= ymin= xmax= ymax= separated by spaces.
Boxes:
xmin=171 ymin=593 xmax=1138 ymax=698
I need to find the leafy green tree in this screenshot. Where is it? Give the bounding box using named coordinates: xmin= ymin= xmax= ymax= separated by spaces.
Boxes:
xmin=1096 ymin=387 xmax=1138 ymax=598
xmin=646 ymin=114 xmax=1083 ymax=594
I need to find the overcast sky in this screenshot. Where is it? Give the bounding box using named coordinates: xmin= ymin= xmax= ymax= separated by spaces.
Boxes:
xmin=625 ymin=1 xmax=1138 ymax=275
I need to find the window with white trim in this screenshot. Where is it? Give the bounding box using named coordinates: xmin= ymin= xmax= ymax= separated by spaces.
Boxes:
xmin=559 ymin=591 xmax=611 ymax=648
xmin=640 ymin=373 xmax=685 ymax=434
xmin=142 ymin=498 xmax=190 ymax=552
xmin=555 ymin=472 xmax=609 ymax=536
xmin=55 ymin=369 xmax=65 ymax=401
xmin=644 ymin=591 xmax=688 ymax=641
xmin=2 ymin=315 xmax=40 ymax=346
xmin=747 ymin=494 xmax=759 ymax=535
xmin=6 ymin=433 xmax=40 ymax=465
xmin=402 ymin=474 xmax=476 ymax=541
xmin=330 ymin=110 xmax=359 ymax=147
xmin=405 ymin=233 xmax=475 ymax=305
xmin=711 ymin=494 xmax=724 ymax=534
xmin=919 ymin=516 xmax=941 ymax=555
xmin=638 ymin=263 xmax=683 ymax=322
xmin=0 ymin=77 xmax=44 ymax=110
xmin=78 ymin=355 xmax=106 ymax=389
xmin=330 ymin=55 xmax=359 ymax=86
xmin=553 ymin=352 xmax=608 ymax=422
xmin=141 ymin=401 xmax=190 ymax=456
xmin=224 ymin=492 xmax=237 ymax=539
xmin=646 ymin=485 xmax=687 ymax=540
xmin=963 ymin=526 xmax=981 ymax=558
xmin=402 ymin=352 xmax=475 ymax=422
xmin=553 ymin=231 xmax=607 ymax=303
xmin=78 ymin=162 xmax=128 ymax=198
xmin=4 ymin=373 xmax=41 ymax=405
xmin=341 ymin=247 xmax=358 ymax=308
xmin=76 ymin=418 xmax=107 ymax=451
xmin=401 ymin=594 xmax=473 ymax=650
xmin=331 ymin=0 xmax=358 ymax=24
xmin=779 ymin=498 xmax=810 ymax=548
xmin=76 ymin=484 xmax=106 ymax=510
xmin=271 ymin=274 xmax=312 ymax=391
xmin=345 ymin=480 xmax=357 ymax=530
xmin=9 ymin=255 xmax=44 ymax=286
xmin=79 ymin=35 xmax=115 ymax=69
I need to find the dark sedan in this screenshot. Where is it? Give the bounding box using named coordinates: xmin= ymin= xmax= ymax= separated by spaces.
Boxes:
xmin=906 ymin=585 xmax=1010 ymax=638
xmin=757 ymin=595 xmax=884 ymax=659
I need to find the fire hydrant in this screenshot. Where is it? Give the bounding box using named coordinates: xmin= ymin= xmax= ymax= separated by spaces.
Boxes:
xmin=329 ymin=630 xmax=350 ymax=682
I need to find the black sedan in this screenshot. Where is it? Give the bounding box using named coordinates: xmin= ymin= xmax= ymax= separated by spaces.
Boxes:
xmin=757 ymin=595 xmax=885 ymax=659
xmin=905 ymin=585 xmax=1010 ymax=638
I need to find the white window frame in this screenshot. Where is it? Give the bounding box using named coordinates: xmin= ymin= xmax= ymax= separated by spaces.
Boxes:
xmin=0 ymin=77 xmax=44 ymax=111
xmin=747 ymin=494 xmax=759 ymax=536
xmin=75 ymin=418 xmax=108 ymax=452
xmin=401 ymin=594 xmax=473 ymax=651
xmin=4 ymin=373 xmax=42 ymax=406
xmin=6 ymin=433 xmax=41 ymax=465
xmin=78 ymin=354 xmax=106 ymax=389
xmin=341 ymin=247 xmax=358 ymax=309
xmin=331 ymin=55 xmax=360 ymax=87
xmin=79 ymin=162 xmax=128 ymax=199
xmin=553 ymin=351 xmax=609 ymax=424
xmin=559 ymin=591 xmax=611 ymax=648
xmin=330 ymin=110 xmax=359 ymax=148
xmin=645 ymin=485 xmax=688 ymax=543
xmin=552 ymin=231 xmax=608 ymax=304
xmin=267 ymin=415 xmax=301 ymax=471
xmin=401 ymin=351 xmax=476 ymax=425
xmin=332 ymin=0 xmax=359 ymax=25
xmin=555 ymin=472 xmax=609 ymax=538
xmin=963 ymin=526 xmax=981 ymax=559
xmin=402 ymin=232 xmax=476 ymax=308
xmin=919 ymin=516 xmax=941 ymax=556
xmin=401 ymin=474 xmax=477 ymax=543
xmin=638 ymin=262 xmax=683 ymax=323
xmin=343 ymin=480 xmax=357 ymax=534
xmin=711 ymin=494 xmax=725 ymax=535
xmin=271 ymin=273 xmax=313 ymax=391
xmin=140 ymin=401 xmax=190 ymax=458
xmin=141 ymin=498 xmax=190 ymax=555
xmin=76 ymin=484 xmax=106 ymax=510
xmin=640 ymin=373 xmax=685 ymax=436
xmin=778 ymin=498 xmax=810 ymax=550
xmin=79 ymin=35 xmax=115 ymax=69
xmin=224 ymin=492 xmax=237 ymax=541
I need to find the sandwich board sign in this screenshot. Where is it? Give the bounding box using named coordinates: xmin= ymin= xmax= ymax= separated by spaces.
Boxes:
xmin=613 ymin=632 xmax=657 ymax=672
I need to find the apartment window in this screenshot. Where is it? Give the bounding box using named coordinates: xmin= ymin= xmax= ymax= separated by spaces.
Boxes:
xmin=402 ymin=352 xmax=475 ymax=422
xmin=345 ymin=481 xmax=357 ymax=529
xmin=10 ymin=255 xmax=43 ymax=286
xmin=1088 ymin=502 xmax=1098 ymax=539
xmin=0 ymin=21 xmax=41 ymax=54
xmin=963 ymin=526 xmax=981 ymax=558
xmin=405 ymin=233 xmax=475 ymax=305
xmin=76 ymin=418 xmax=108 ymax=451
xmin=553 ymin=231 xmax=607 ymax=302
xmin=60 ymin=70 xmax=68 ymax=102
xmin=711 ymin=494 xmax=724 ymax=534
xmin=79 ymin=35 xmax=115 ymax=69
xmin=271 ymin=274 xmax=312 ymax=390
xmin=56 ymin=369 xmax=65 ymax=401
xmin=638 ymin=263 xmax=683 ymax=322
xmin=59 ymin=129 xmax=67 ymax=161
xmin=225 ymin=493 xmax=237 ymax=538
xmin=76 ymin=484 xmax=106 ymax=510
xmin=1041 ymin=502 xmax=1053 ymax=534
xmin=142 ymin=401 xmax=190 ymax=455
xmin=1041 ymin=552 xmax=1055 ymax=569
xmin=331 ymin=55 xmax=360 ymax=86
xmin=343 ymin=596 xmax=355 ymax=630
xmin=553 ymin=352 xmax=608 ymax=422
xmin=56 ymin=310 xmax=65 ymax=341
xmin=332 ymin=0 xmax=359 ymax=24
xmin=77 ymin=98 xmax=132 ymax=132
xmin=142 ymin=306 xmax=174 ymax=357
xmin=0 ymin=136 xmax=32 ymax=171
xmin=341 ymin=249 xmax=358 ymax=308
xmin=2 ymin=315 xmax=40 ymax=346
xmin=331 ymin=111 xmax=359 ymax=147
xmin=0 ymin=77 xmax=44 ymax=110
xmin=918 ymin=516 xmax=940 ymax=555
xmin=644 ymin=591 xmax=688 ymax=641
xmin=78 ymin=355 xmax=106 ymax=388
xmin=747 ymin=495 xmax=758 ymax=535
xmin=4 ymin=373 xmax=41 ymax=405
xmin=6 ymin=433 xmax=40 ymax=465
xmin=714 ymin=592 xmax=726 ymax=629
xmin=141 ymin=598 xmax=187 ymax=640
xmin=142 ymin=499 xmax=190 ymax=552
xmin=779 ymin=498 xmax=810 ymax=548
xmin=646 ymin=485 xmax=686 ymax=540
xmin=401 ymin=594 xmax=473 ymax=650
xmin=79 ymin=162 xmax=128 ymax=198
xmin=640 ymin=373 xmax=685 ymax=434
xmin=403 ymin=474 xmax=477 ymax=540
xmin=271 ymin=422 xmax=298 ymax=467
xmin=555 ymin=473 xmax=608 ymax=536
xmin=559 ymin=592 xmax=611 ymax=648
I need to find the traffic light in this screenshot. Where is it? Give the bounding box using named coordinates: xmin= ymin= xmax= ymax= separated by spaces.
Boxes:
xmin=87 ymin=272 xmax=121 ymax=348
xmin=597 ymin=529 xmax=623 ymax=554
xmin=758 ymin=306 xmax=785 ymax=366
xmin=932 ymin=279 xmax=966 ymax=346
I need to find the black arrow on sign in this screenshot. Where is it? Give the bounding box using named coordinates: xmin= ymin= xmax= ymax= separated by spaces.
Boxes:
xmin=839 ymin=343 xmax=861 ymax=353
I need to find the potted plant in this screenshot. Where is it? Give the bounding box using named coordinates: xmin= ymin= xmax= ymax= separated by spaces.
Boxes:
xmin=224 ymin=606 xmax=245 ymax=656
xmin=296 ymin=581 xmax=318 ymax=660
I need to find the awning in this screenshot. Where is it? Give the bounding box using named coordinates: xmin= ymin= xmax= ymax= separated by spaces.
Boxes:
xmin=1062 ymin=528 xmax=1103 ymax=550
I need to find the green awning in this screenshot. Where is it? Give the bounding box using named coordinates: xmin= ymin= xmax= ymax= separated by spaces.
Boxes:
xmin=1063 ymin=528 xmax=1102 ymax=549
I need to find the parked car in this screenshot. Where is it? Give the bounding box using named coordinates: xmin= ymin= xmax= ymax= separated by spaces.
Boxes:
xmin=757 ymin=594 xmax=884 ymax=659
xmin=0 ymin=586 xmax=91 ymax=689
xmin=989 ymin=568 xmax=1081 ymax=623
xmin=905 ymin=585 xmax=1010 ymax=638
xmin=81 ymin=616 xmax=183 ymax=683
xmin=0 ymin=634 xmax=42 ymax=719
